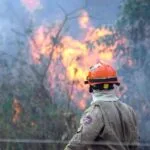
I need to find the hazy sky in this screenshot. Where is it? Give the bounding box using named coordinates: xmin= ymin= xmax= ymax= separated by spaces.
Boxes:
xmin=0 ymin=0 xmax=122 ymax=54
xmin=38 ymin=0 xmax=122 ymax=25
xmin=0 ymin=0 xmax=122 ymax=26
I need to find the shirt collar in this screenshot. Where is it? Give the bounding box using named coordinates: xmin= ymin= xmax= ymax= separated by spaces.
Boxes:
xmin=91 ymin=89 xmax=119 ymax=105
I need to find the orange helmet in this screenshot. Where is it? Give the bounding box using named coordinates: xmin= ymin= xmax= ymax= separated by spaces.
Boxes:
xmin=85 ymin=62 xmax=120 ymax=85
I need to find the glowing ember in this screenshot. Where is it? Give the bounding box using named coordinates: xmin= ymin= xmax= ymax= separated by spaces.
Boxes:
xmin=30 ymin=25 xmax=58 ymax=63
xmin=12 ymin=98 xmax=22 ymax=123
xmin=21 ymin=0 xmax=41 ymax=12
xmin=79 ymin=10 xmax=90 ymax=29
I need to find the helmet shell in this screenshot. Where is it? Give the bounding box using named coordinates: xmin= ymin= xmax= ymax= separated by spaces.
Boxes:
xmin=85 ymin=62 xmax=119 ymax=85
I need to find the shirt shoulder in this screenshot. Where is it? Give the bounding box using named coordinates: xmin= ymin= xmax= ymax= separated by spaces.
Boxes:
xmin=83 ymin=104 xmax=101 ymax=116
xmin=81 ymin=104 xmax=102 ymax=125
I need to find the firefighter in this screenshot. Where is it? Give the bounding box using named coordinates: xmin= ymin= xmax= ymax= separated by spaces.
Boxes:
xmin=64 ymin=61 xmax=139 ymax=150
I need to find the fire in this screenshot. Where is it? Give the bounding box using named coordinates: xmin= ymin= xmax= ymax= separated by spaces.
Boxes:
xmin=12 ymin=98 xmax=22 ymax=124
xmin=30 ymin=25 xmax=58 ymax=63
xmin=21 ymin=0 xmax=41 ymax=12
xmin=29 ymin=10 xmax=124 ymax=109
xmin=60 ymin=36 xmax=88 ymax=81
xmin=99 ymin=51 xmax=113 ymax=61
xmin=79 ymin=10 xmax=90 ymax=29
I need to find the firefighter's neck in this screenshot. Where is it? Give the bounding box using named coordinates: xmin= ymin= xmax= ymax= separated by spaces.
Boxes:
xmin=91 ymin=89 xmax=119 ymax=104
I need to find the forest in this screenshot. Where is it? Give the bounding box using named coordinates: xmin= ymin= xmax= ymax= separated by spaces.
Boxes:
xmin=0 ymin=0 xmax=150 ymax=149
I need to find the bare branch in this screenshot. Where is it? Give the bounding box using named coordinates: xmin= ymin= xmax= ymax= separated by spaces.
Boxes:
xmin=68 ymin=0 xmax=88 ymax=16
xmin=55 ymin=16 xmax=68 ymax=40
xmin=11 ymin=29 xmax=27 ymax=37
xmin=68 ymin=15 xmax=80 ymax=20
xmin=0 ymin=51 xmax=43 ymax=79
xmin=26 ymin=1 xmax=90 ymax=105
xmin=68 ymin=8 xmax=82 ymax=17
xmin=57 ymin=2 xmax=67 ymax=16
xmin=84 ymin=0 xmax=88 ymax=9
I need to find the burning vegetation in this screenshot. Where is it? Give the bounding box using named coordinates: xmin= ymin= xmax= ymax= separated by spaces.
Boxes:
xmin=29 ymin=10 xmax=126 ymax=109
xmin=0 ymin=0 xmax=150 ymax=149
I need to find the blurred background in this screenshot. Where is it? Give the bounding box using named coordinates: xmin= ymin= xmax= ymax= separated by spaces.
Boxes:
xmin=0 ymin=0 xmax=150 ymax=149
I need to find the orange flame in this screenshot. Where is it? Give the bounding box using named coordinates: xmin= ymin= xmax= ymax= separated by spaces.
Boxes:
xmin=12 ymin=98 xmax=22 ymax=124
xmin=85 ymin=27 xmax=112 ymax=42
xmin=78 ymin=99 xmax=86 ymax=110
xmin=29 ymin=10 xmax=126 ymax=110
xmin=21 ymin=0 xmax=42 ymax=12
xmin=79 ymin=10 xmax=90 ymax=29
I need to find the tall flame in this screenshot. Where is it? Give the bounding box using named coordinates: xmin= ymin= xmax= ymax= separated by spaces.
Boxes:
xmin=29 ymin=10 xmax=126 ymax=109
xmin=30 ymin=25 xmax=58 ymax=63
xmin=12 ymin=98 xmax=22 ymax=124
xmin=79 ymin=10 xmax=90 ymax=29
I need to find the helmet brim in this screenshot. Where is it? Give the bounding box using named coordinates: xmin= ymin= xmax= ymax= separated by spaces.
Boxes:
xmin=84 ymin=78 xmax=120 ymax=86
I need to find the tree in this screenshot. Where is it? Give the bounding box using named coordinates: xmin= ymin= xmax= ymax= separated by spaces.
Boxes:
xmin=0 ymin=1 xmax=88 ymax=149
xmin=116 ymin=0 xmax=150 ymax=144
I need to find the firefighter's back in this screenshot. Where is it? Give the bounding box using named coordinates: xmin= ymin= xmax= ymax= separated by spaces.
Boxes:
xmin=92 ymin=100 xmax=138 ymax=150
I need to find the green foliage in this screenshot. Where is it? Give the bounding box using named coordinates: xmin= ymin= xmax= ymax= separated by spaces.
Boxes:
xmin=117 ymin=0 xmax=150 ymax=41
xmin=2 ymin=99 xmax=12 ymax=115
xmin=0 ymin=94 xmax=70 ymax=149
xmin=123 ymin=0 xmax=150 ymax=22
xmin=116 ymin=0 xmax=150 ymax=143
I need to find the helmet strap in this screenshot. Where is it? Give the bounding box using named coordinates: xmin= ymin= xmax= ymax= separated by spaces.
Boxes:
xmin=89 ymin=86 xmax=93 ymax=93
